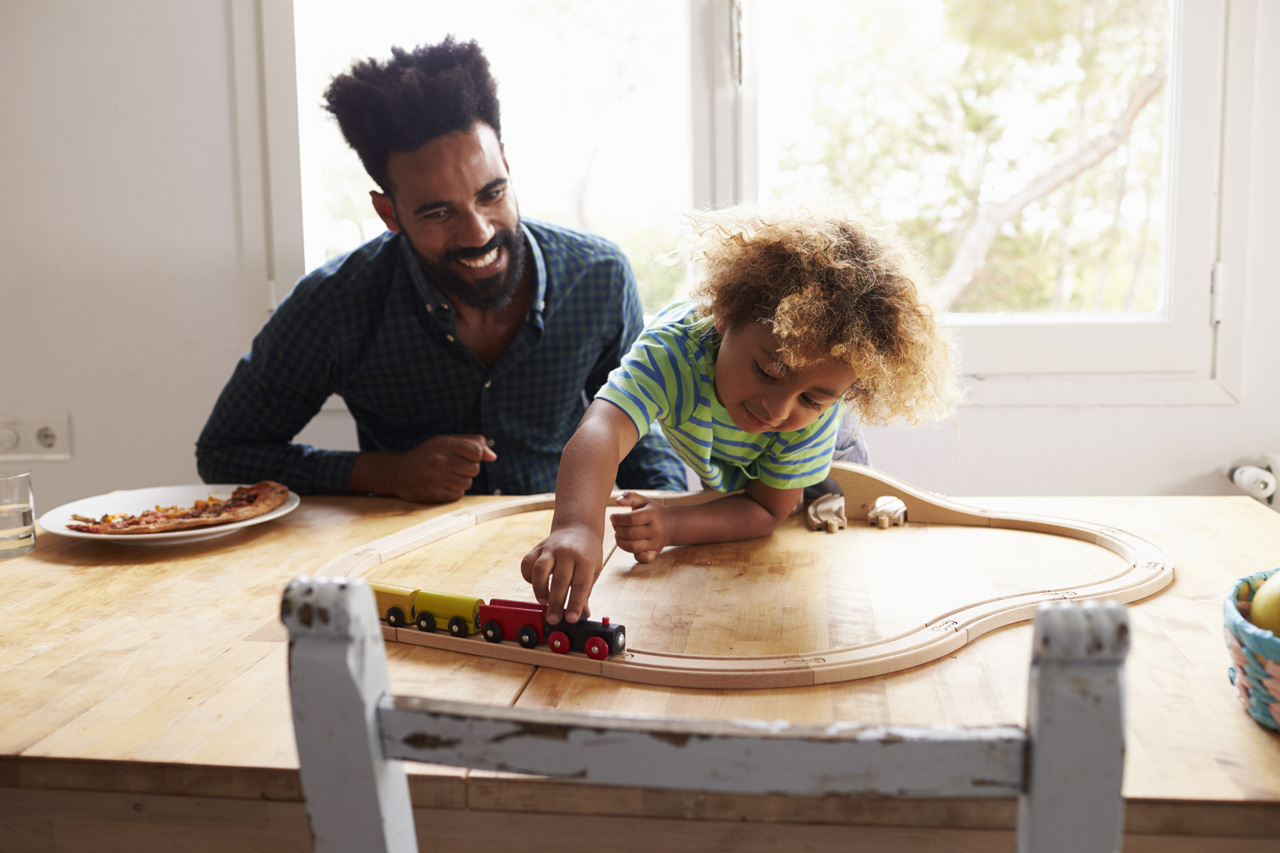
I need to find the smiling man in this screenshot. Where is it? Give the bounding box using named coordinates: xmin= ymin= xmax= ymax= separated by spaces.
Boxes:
xmin=196 ymin=38 xmax=685 ymax=502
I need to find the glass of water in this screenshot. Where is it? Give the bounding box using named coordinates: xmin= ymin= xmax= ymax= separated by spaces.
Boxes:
xmin=0 ymin=468 xmax=35 ymax=559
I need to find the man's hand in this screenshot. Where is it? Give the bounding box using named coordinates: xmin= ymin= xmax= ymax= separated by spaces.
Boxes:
xmin=350 ymin=434 xmax=497 ymax=503
xmin=521 ymin=524 xmax=601 ymax=625
xmin=609 ymin=491 xmax=669 ymax=563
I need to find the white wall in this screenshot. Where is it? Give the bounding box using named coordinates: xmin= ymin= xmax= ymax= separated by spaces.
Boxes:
xmin=1 ymin=0 xmax=1276 ymax=514
xmin=1 ymin=0 xmax=268 ymax=512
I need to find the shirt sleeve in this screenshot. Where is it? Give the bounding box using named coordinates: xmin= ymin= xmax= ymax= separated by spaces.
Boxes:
xmin=586 ymin=259 xmax=686 ymax=492
xmin=195 ymin=281 xmax=358 ymax=494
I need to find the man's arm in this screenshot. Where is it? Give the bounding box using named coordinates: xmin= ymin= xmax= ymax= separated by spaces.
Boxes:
xmin=196 ymin=345 xmax=355 ymax=494
xmin=349 ymin=435 xmax=496 ymax=503
xmin=198 ymin=351 xmax=498 ymax=501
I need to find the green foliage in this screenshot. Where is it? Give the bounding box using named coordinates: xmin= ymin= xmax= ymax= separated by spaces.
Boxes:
xmin=768 ymin=0 xmax=1170 ymax=314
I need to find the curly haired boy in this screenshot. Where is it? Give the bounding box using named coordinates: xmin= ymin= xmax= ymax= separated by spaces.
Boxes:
xmin=522 ymin=203 xmax=956 ymax=624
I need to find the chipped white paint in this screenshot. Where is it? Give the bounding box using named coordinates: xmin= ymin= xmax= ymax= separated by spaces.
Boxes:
xmin=284 ymin=579 xmax=1130 ymax=852
xmin=1019 ymin=599 xmax=1129 ymax=853
xmin=381 ymin=697 xmax=1026 ymax=797
xmin=281 ymin=577 xmax=416 ymax=853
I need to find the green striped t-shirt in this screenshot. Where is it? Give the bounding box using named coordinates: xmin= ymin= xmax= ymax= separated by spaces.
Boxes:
xmin=598 ymin=303 xmax=840 ymax=493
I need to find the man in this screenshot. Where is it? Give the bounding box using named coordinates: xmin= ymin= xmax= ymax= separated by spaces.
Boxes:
xmin=197 ymin=38 xmax=686 ymax=501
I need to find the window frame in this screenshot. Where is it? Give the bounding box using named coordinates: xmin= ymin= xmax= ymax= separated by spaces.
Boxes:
xmin=242 ymin=0 xmax=1250 ymax=409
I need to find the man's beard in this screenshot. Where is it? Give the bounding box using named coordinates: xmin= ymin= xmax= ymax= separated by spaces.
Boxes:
xmin=413 ymin=227 xmax=526 ymax=312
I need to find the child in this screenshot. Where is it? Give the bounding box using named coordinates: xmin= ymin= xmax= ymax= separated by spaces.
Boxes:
xmin=522 ymin=203 xmax=955 ymax=625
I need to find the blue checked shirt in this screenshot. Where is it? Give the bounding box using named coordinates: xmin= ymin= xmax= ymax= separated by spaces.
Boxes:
xmin=196 ymin=220 xmax=686 ymax=496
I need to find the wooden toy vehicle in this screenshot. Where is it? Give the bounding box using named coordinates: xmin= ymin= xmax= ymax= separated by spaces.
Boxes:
xmin=545 ymin=615 xmax=626 ymax=661
xmin=369 ymin=582 xmax=418 ymax=628
xmin=411 ymin=590 xmax=483 ymax=636
xmin=367 ymin=582 xmax=482 ymax=637
xmin=479 ymin=599 xmax=548 ymax=648
xmin=370 ymin=584 xmax=626 ymax=659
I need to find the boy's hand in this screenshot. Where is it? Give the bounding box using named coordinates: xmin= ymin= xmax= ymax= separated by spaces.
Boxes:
xmin=610 ymin=491 xmax=669 ymax=563
xmin=521 ymin=524 xmax=600 ymax=625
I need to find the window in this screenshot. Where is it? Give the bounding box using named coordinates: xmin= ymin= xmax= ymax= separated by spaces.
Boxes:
xmin=245 ymin=0 xmax=1241 ymax=406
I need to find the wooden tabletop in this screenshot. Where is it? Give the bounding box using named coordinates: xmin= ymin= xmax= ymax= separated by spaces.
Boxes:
xmin=3 ymin=491 xmax=1279 ymax=850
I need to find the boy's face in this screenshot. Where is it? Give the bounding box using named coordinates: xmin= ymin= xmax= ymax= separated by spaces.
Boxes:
xmin=712 ymin=318 xmax=856 ymax=433
xmin=370 ymin=121 xmax=524 ymax=311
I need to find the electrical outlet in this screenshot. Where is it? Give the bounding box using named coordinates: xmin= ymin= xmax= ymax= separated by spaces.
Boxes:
xmin=0 ymin=413 xmax=71 ymax=461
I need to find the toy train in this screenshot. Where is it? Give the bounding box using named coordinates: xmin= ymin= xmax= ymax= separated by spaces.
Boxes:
xmin=368 ymin=582 xmax=626 ymax=661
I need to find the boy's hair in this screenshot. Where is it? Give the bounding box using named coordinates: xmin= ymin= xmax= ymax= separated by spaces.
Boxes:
xmin=688 ymin=202 xmax=957 ymax=425
xmin=323 ymin=38 xmax=501 ymax=194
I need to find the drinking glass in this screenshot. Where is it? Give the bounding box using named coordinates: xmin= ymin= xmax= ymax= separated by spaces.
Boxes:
xmin=0 ymin=468 xmax=35 ymax=558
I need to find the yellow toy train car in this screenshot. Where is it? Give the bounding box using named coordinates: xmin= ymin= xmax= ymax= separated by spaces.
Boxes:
xmin=368 ymin=581 xmax=482 ymax=636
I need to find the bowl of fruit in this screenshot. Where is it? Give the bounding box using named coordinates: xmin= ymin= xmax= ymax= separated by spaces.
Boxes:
xmin=1225 ymin=568 xmax=1280 ymax=730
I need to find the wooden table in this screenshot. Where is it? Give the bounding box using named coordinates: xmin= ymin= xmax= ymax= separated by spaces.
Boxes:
xmin=2 ymin=493 xmax=1278 ymax=851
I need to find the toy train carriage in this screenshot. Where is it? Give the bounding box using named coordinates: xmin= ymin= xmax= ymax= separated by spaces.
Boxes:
xmin=368 ymin=582 xmax=482 ymax=636
xmin=479 ymin=599 xmax=548 ymax=648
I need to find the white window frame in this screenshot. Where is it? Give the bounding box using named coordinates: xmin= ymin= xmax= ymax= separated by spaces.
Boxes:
xmin=238 ymin=0 xmax=1252 ymax=409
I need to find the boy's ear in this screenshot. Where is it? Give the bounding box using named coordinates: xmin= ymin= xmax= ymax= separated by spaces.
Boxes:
xmin=713 ymin=314 xmax=728 ymax=335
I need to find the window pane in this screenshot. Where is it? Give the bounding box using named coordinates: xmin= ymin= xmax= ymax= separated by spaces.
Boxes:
xmin=754 ymin=0 xmax=1171 ymax=316
xmin=293 ymin=0 xmax=691 ymax=312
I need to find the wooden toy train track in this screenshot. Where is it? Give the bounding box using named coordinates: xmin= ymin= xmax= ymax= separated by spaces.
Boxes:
xmin=315 ymin=462 xmax=1172 ymax=688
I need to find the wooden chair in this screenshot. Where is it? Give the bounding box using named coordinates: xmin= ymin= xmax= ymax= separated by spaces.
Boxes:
xmin=281 ymin=576 xmax=1130 ymax=852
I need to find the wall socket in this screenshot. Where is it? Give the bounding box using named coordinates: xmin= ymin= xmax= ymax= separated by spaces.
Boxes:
xmin=0 ymin=413 xmax=72 ymax=461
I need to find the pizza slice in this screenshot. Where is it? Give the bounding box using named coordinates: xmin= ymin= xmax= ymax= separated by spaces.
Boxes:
xmin=67 ymin=481 xmax=290 ymax=535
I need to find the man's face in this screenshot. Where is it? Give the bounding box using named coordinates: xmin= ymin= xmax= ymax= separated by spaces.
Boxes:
xmin=712 ymin=318 xmax=855 ymax=434
xmin=371 ymin=121 xmax=524 ymax=311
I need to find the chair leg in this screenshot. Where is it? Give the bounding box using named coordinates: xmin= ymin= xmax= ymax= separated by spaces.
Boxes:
xmin=1017 ymin=600 xmax=1129 ymax=853
xmin=282 ymin=576 xmax=416 ymax=853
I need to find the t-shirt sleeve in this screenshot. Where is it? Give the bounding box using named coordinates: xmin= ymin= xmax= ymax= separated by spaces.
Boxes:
xmin=596 ymin=324 xmax=688 ymax=442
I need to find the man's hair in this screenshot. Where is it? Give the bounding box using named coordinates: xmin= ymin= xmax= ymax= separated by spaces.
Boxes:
xmin=687 ymin=200 xmax=958 ymax=425
xmin=323 ymin=37 xmax=501 ymax=193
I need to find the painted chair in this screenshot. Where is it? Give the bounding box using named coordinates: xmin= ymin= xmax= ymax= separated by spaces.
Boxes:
xmin=281 ymin=576 xmax=1130 ymax=852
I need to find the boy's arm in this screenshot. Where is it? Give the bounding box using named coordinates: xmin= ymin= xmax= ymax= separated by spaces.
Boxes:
xmin=612 ymin=479 xmax=800 ymax=560
xmin=668 ymin=479 xmax=799 ymax=545
xmin=522 ymin=400 xmax=639 ymax=624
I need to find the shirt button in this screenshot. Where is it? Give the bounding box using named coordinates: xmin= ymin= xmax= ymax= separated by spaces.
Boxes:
xmin=493 ymin=489 xmax=502 ymax=496
xmin=484 ymin=380 xmax=492 ymax=388
xmin=446 ymin=334 xmax=455 ymax=342
xmin=440 ymin=303 xmax=450 ymax=311
xmin=424 ymin=303 xmax=433 ymax=313
xmin=486 ymin=438 xmax=496 ymax=448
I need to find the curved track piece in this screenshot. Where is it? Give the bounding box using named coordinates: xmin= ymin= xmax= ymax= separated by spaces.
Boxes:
xmin=315 ymin=463 xmax=1172 ymax=688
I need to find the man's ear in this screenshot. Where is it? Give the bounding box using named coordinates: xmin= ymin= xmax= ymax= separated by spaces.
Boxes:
xmin=370 ymin=191 xmax=401 ymax=233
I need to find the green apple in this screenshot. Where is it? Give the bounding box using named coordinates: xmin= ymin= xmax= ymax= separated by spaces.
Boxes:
xmin=1249 ymin=574 xmax=1280 ymax=634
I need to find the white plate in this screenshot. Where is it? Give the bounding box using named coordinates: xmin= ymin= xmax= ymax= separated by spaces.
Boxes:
xmin=38 ymin=485 xmax=301 ymax=545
